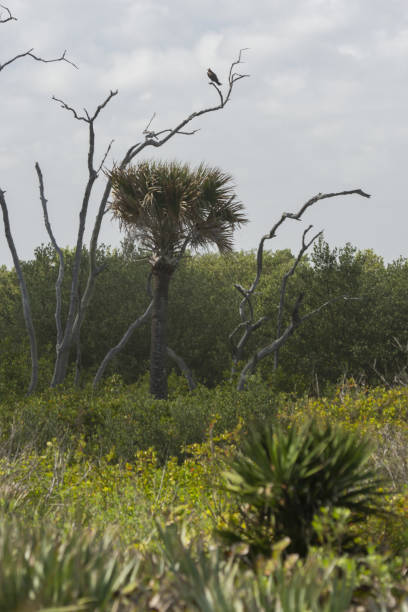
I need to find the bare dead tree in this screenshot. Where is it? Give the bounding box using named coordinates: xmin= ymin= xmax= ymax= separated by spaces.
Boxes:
xmin=0 ymin=7 xmax=76 ymax=394
xmin=44 ymin=49 xmax=249 ymax=388
xmin=48 ymin=90 xmax=118 ymax=386
xmin=230 ymin=189 xmax=370 ymax=389
xmin=35 ymin=163 xmax=64 ymax=348
xmin=0 ymin=189 xmax=38 ymax=394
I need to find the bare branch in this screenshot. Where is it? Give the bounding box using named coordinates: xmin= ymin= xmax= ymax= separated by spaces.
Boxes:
xmin=232 ymin=189 xmax=369 ymax=382
xmin=231 ymin=188 xmax=370 ymax=376
xmin=121 ymin=48 xmax=249 ymax=165
xmin=93 ymin=301 xmax=153 ymax=388
xmin=91 ymin=90 xmax=118 ymax=122
xmin=167 ymin=347 xmax=196 ymax=390
xmin=143 ymin=112 xmax=158 ymax=139
xmin=52 ymin=90 xmax=117 ymax=124
xmin=0 ymin=4 xmax=16 ymax=23
xmin=0 ymin=188 xmax=38 ymax=394
xmin=35 ymin=162 xmax=65 ymax=347
xmin=97 ymin=139 xmax=114 ymax=174
xmin=1 ymin=49 xmax=78 ymax=73
xmin=274 ymin=226 xmax=322 ymax=370
xmin=237 ymin=294 xmax=358 ymax=390
xmin=142 ymin=112 xmax=200 ymax=139
xmin=251 ymin=189 xmax=370 ymax=298
xmin=75 ymin=49 xmax=249 ymax=367
xmin=148 ymin=127 xmax=200 ymax=138
xmin=51 ymin=96 xmax=87 ymax=122
xmin=51 ymin=92 xmax=118 ymax=386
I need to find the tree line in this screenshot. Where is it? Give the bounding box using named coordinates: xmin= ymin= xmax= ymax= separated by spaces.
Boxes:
xmin=1 ymin=237 xmax=408 ymax=398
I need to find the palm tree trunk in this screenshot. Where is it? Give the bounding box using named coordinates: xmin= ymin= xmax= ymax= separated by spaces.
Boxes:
xmin=150 ymin=261 xmax=172 ymax=399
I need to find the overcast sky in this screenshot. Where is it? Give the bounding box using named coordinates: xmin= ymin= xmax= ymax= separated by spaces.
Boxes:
xmin=1 ymin=0 xmax=408 ymax=268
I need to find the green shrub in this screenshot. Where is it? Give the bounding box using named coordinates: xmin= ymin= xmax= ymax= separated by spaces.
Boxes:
xmin=0 ymin=518 xmax=139 ymax=611
xmin=219 ymin=419 xmax=388 ymax=557
xmin=0 ymin=376 xmax=282 ymax=461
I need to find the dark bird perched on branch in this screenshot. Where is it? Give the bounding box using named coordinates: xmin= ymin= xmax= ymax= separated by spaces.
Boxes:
xmin=207 ymin=68 xmax=222 ymax=85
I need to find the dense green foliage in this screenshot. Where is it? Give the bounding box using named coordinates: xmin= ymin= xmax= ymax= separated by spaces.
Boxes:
xmin=220 ymin=419 xmax=387 ymax=557
xmin=2 ymin=238 xmax=408 ymax=608
xmin=2 ymin=238 xmax=408 ymax=398
xmin=1 ymin=382 xmax=408 ymax=609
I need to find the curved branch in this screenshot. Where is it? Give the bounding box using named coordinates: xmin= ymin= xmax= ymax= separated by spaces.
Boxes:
xmin=0 ymin=49 xmax=77 ymax=72
xmin=167 ymin=347 xmax=196 ymax=390
xmin=238 ymin=295 xmax=359 ymax=390
xmin=231 ymin=189 xmax=370 ymax=374
xmin=93 ymin=301 xmax=153 ymax=388
xmin=0 ymin=4 xmax=16 ymax=23
xmin=274 ymin=227 xmax=322 ymax=370
xmin=51 ymin=92 xmax=118 ymax=386
xmin=121 ymin=48 xmax=249 ymax=165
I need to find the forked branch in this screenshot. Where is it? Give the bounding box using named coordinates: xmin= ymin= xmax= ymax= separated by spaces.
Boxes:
xmin=0 ymin=4 xmax=16 ymax=23
xmin=122 ymin=48 xmax=250 ymax=164
xmin=231 ymin=189 xmax=370 ymax=383
xmin=49 ymin=91 xmax=119 ymax=386
xmin=237 ymin=294 xmax=359 ymax=390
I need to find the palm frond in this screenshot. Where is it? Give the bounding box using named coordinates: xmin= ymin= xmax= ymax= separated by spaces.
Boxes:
xmin=108 ymin=160 xmax=248 ymax=260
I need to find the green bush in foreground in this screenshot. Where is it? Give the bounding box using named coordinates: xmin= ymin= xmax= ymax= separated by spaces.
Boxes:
xmin=0 ymin=519 xmax=139 ymax=611
xmin=2 ymin=516 xmax=406 ymax=611
xmin=219 ymin=419 xmax=388 ymax=557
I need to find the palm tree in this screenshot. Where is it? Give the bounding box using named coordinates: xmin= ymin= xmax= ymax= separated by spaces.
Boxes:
xmin=109 ymin=160 xmax=247 ymax=399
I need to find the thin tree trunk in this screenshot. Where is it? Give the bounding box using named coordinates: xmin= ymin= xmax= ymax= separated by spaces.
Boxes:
xmin=150 ymin=262 xmax=172 ymax=399
xmin=0 ymin=189 xmax=38 ymax=394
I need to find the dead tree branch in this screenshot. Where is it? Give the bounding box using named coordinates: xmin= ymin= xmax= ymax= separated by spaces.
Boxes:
xmin=121 ymin=48 xmax=249 ymax=165
xmin=274 ymin=226 xmax=322 ymax=370
xmin=0 ymin=189 xmax=38 ymax=394
xmin=93 ymin=301 xmax=153 ymax=388
xmin=49 ymin=91 xmax=118 ymax=386
xmin=167 ymin=347 xmax=196 ymax=391
xmin=35 ymin=162 xmax=65 ymax=347
xmin=0 ymin=4 xmax=16 ymax=23
xmin=230 ymin=189 xmax=370 ymax=378
xmin=237 ymin=295 xmax=358 ymax=390
xmin=1 ymin=4 xmax=76 ymax=70
xmin=65 ymin=50 xmax=249 ymax=387
xmin=1 ymin=49 xmax=77 ymax=73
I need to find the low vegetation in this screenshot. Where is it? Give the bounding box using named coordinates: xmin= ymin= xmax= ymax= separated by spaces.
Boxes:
xmin=1 ymin=378 xmax=408 ymax=610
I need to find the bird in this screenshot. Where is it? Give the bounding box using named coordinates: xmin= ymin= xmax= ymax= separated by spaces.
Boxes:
xmin=207 ymin=68 xmax=222 ymax=86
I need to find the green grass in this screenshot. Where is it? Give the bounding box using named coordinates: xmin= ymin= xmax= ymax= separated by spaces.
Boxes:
xmin=1 ymin=378 xmax=408 ymax=609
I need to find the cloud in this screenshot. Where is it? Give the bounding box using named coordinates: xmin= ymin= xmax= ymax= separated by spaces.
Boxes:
xmin=2 ymin=0 xmax=408 ymax=269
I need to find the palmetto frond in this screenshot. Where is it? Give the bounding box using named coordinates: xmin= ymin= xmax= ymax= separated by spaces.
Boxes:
xmin=108 ymin=160 xmax=247 ymax=260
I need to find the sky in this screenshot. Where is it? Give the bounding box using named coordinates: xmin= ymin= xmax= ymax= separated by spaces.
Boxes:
xmin=1 ymin=0 xmax=408 ymax=268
